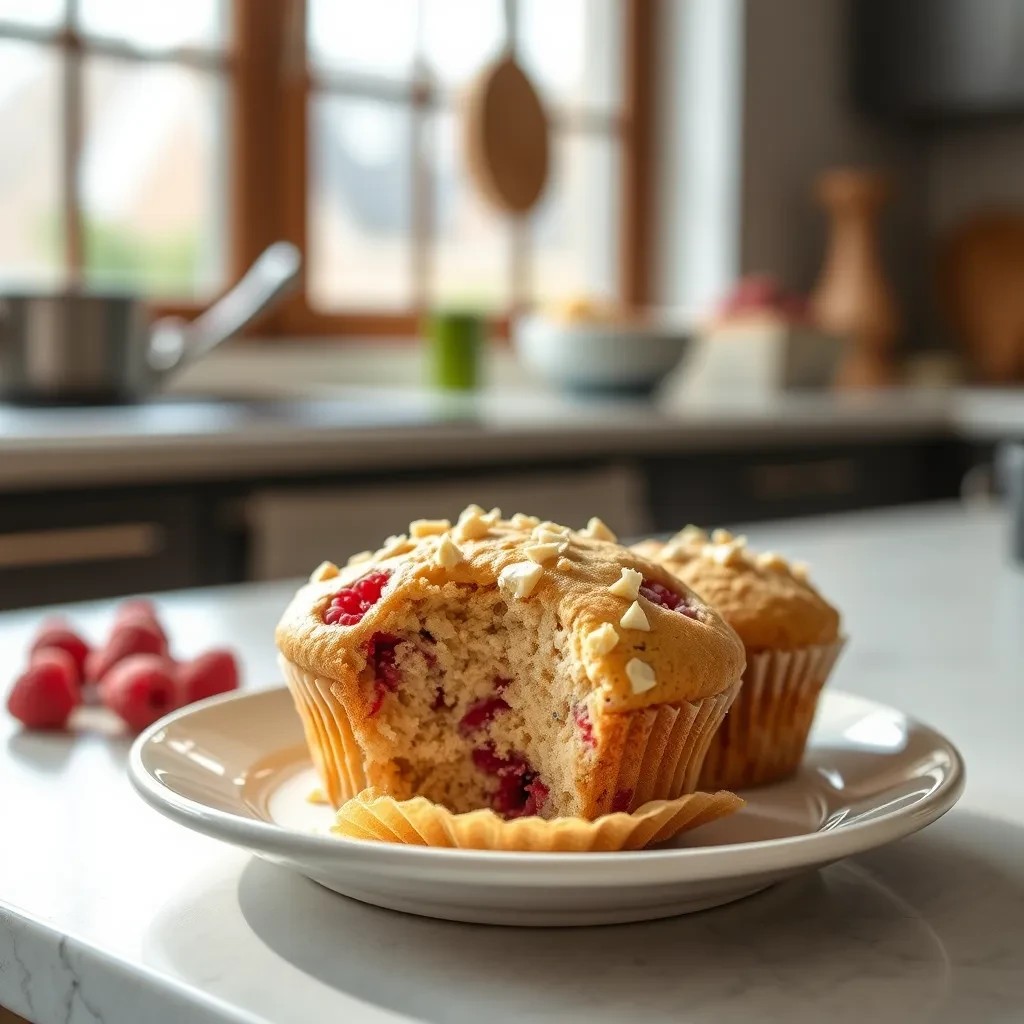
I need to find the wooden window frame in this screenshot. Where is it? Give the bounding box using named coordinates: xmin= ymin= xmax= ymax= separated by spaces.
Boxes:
xmin=0 ymin=0 xmax=656 ymax=337
xmin=0 ymin=0 xmax=230 ymax=313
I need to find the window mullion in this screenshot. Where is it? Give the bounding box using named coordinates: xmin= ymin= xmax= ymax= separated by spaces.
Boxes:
xmin=62 ymin=0 xmax=84 ymax=282
xmin=410 ymin=2 xmax=431 ymax=313
xmin=411 ymin=92 xmax=430 ymax=313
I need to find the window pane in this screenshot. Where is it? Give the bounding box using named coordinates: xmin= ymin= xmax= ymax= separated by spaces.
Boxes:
xmin=518 ymin=0 xmax=623 ymax=111
xmin=309 ymin=94 xmax=414 ymax=310
xmin=0 ymin=41 xmax=62 ymax=282
xmin=80 ymin=58 xmax=226 ymax=297
xmin=530 ymin=131 xmax=620 ymax=303
xmin=421 ymin=0 xmax=504 ymax=90
xmin=79 ymin=0 xmax=227 ymax=51
xmin=427 ymin=109 xmax=511 ymax=308
xmin=308 ymin=0 xmax=417 ymax=80
xmin=0 ymin=0 xmax=64 ymax=28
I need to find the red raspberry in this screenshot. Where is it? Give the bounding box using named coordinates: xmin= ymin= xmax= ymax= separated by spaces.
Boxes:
xmin=472 ymin=745 xmax=508 ymax=776
xmin=639 ymin=579 xmax=699 ymax=619
xmin=99 ymin=654 xmax=177 ymax=731
xmin=324 ymin=570 xmax=391 ymax=626
xmin=573 ymin=704 xmax=596 ymax=748
xmin=30 ymin=646 xmax=79 ymax=682
xmin=176 ymin=649 xmax=240 ymax=705
xmin=471 ymin=744 xmax=546 ymax=818
xmin=113 ymin=599 xmax=168 ymax=646
xmin=364 ymin=632 xmax=402 ymax=717
xmin=7 ymin=657 xmax=80 ymax=729
xmin=612 ymin=788 xmax=634 ymax=813
xmin=29 ymin=618 xmax=91 ymax=687
xmin=89 ymin=620 xmax=168 ymax=683
xmin=459 ymin=696 xmax=510 ymax=734
xmin=115 ymin=598 xmax=156 ymax=622
xmin=522 ymin=778 xmax=549 ymax=817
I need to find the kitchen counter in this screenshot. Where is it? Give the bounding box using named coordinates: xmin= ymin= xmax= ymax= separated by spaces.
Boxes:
xmin=0 ymin=387 xmax=967 ymax=490
xmin=2 ymin=501 xmax=1023 ymax=1023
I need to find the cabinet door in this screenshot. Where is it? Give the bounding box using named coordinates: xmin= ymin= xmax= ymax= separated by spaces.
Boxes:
xmin=644 ymin=442 xmax=957 ymax=529
xmin=245 ymin=464 xmax=647 ymax=580
xmin=0 ymin=488 xmax=205 ymax=609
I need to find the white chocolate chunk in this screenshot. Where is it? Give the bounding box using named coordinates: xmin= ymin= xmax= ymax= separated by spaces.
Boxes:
xmin=534 ymin=530 xmax=571 ymax=551
xmin=454 ymin=510 xmax=492 ymax=541
xmin=346 ymin=550 xmax=373 ymax=566
xmin=585 ymin=622 xmax=619 ymax=656
xmin=459 ymin=503 xmax=486 ymax=519
xmin=626 ymin=658 xmax=657 ymax=694
xmin=309 ymin=560 xmax=339 ymax=582
xmin=757 ymin=550 xmax=789 ymax=572
xmin=435 ymin=535 xmax=464 ymax=569
xmin=791 ymin=561 xmax=810 ymax=581
xmin=410 ymin=518 xmax=451 ymax=538
xmin=619 ymin=601 xmax=651 ymax=631
xmin=498 ymin=560 xmax=544 ymax=599
xmin=704 ymin=539 xmax=748 ymax=568
xmin=380 ymin=534 xmax=410 ymax=558
xmin=509 ymin=513 xmax=541 ymax=530
xmin=556 ymin=556 xmax=574 ymax=572
xmin=676 ymin=524 xmax=709 ymax=545
xmin=535 ymin=521 xmax=571 ymax=538
xmin=483 ymin=507 xmax=503 ymax=525
xmin=580 ymin=516 xmax=618 ymax=542
xmin=711 ymin=528 xmax=734 ymax=544
xmin=525 ymin=542 xmax=561 ymax=564
xmin=608 ymin=567 xmax=643 ymax=600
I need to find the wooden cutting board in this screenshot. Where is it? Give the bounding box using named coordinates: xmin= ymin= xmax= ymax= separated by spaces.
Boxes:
xmin=941 ymin=210 xmax=1024 ymax=383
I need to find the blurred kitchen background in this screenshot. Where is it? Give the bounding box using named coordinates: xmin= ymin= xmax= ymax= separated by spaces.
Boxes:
xmin=3 ymin=0 xmax=1024 ymax=609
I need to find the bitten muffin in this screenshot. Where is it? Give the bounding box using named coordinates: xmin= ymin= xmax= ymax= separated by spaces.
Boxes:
xmin=276 ymin=508 xmax=746 ymax=821
xmin=633 ymin=527 xmax=844 ymax=789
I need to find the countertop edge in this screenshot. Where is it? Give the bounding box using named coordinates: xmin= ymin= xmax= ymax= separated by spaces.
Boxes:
xmin=0 ymin=902 xmax=264 ymax=1024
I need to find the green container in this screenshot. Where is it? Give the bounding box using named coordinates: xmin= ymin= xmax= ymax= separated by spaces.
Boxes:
xmin=426 ymin=310 xmax=485 ymax=391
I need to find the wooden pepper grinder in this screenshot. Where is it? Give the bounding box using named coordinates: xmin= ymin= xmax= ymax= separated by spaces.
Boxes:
xmin=810 ymin=168 xmax=901 ymax=388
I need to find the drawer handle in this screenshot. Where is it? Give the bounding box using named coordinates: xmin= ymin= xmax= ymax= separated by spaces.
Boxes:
xmin=0 ymin=523 xmax=163 ymax=570
xmin=748 ymin=459 xmax=858 ymax=501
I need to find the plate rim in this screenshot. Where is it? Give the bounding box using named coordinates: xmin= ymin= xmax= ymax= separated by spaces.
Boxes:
xmin=128 ymin=687 xmax=965 ymax=884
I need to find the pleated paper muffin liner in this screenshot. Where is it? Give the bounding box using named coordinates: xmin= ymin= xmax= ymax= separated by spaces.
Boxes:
xmin=282 ymin=654 xmax=740 ymax=815
xmin=698 ymin=639 xmax=846 ymax=791
xmin=331 ymin=787 xmax=744 ymax=852
xmin=281 ymin=655 xmax=367 ymax=807
xmin=593 ymin=681 xmax=740 ymax=814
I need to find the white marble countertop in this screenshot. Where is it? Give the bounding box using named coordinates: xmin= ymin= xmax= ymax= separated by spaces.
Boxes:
xmin=0 ymin=386 xmax=971 ymax=490
xmin=2 ymin=502 xmax=1024 ymax=1023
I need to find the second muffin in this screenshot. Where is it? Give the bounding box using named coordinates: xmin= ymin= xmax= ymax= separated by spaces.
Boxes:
xmin=633 ymin=527 xmax=844 ymax=789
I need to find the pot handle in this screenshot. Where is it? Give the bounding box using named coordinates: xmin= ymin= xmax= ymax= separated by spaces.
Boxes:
xmin=147 ymin=242 xmax=301 ymax=375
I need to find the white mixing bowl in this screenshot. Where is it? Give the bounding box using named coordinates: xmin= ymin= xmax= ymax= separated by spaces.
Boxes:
xmin=513 ymin=313 xmax=692 ymax=396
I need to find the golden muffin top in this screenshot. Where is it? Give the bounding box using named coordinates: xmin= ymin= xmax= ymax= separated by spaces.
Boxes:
xmin=275 ymin=507 xmax=746 ymax=712
xmin=632 ymin=527 xmax=841 ymax=652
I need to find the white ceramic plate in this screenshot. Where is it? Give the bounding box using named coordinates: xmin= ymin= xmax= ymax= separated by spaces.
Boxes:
xmin=129 ymin=687 xmax=964 ymax=927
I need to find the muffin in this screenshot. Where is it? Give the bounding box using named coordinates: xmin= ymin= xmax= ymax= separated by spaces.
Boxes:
xmin=275 ymin=507 xmax=746 ymax=824
xmin=633 ymin=527 xmax=843 ymax=789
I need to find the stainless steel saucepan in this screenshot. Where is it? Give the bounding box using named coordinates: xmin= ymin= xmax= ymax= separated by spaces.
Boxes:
xmin=0 ymin=241 xmax=301 ymax=404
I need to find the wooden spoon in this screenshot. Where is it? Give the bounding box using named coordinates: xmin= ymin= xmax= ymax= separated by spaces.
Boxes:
xmin=463 ymin=0 xmax=550 ymax=215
